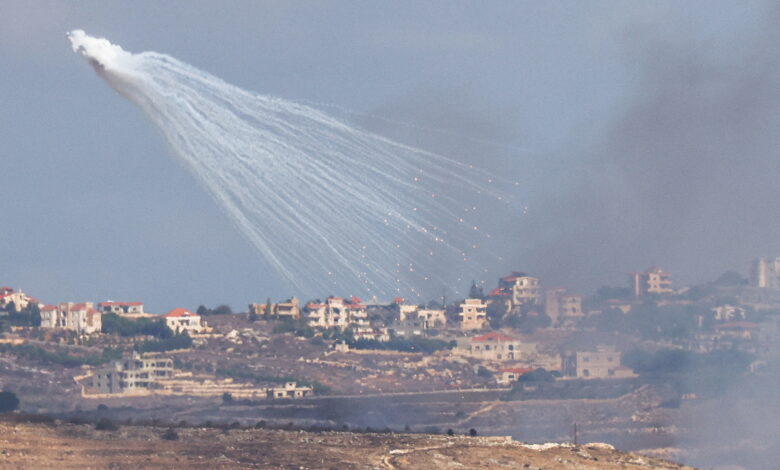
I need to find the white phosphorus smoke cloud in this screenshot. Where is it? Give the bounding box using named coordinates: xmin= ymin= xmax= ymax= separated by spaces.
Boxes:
xmin=68 ymin=30 xmax=517 ymax=298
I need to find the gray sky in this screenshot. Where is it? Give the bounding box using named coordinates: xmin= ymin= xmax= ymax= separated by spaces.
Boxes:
xmin=0 ymin=1 xmax=772 ymax=312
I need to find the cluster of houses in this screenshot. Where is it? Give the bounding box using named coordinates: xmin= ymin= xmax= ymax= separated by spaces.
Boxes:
xmin=0 ymin=287 xmax=206 ymax=336
xmin=11 ymin=259 xmax=780 ymax=394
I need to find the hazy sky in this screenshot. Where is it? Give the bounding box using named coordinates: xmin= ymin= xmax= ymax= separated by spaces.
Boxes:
xmin=1 ymin=1 xmax=773 ymax=312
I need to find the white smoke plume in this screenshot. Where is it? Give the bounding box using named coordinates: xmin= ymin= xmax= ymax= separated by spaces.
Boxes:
xmin=68 ymin=30 xmax=518 ymax=298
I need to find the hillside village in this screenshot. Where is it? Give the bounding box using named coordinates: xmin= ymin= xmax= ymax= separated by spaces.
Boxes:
xmin=2 ymin=259 xmax=780 ymax=459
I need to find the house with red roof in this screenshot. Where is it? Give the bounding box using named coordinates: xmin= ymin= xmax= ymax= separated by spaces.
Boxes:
xmin=0 ymin=287 xmax=36 ymax=312
xmin=162 ymin=308 xmax=203 ymax=334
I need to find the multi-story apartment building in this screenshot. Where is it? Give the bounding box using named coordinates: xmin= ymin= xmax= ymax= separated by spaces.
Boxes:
xmin=459 ymin=298 xmax=488 ymax=330
xmin=40 ymin=302 xmax=102 ymax=334
xmin=306 ymin=296 xmax=369 ymax=329
xmin=98 ymin=301 xmax=147 ymax=317
xmin=248 ymin=297 xmax=301 ymax=319
xmin=92 ymin=352 xmax=174 ymax=394
xmin=631 ymin=267 xmax=673 ymax=297
xmin=751 ymin=257 xmax=780 ymax=289
xmin=498 ymin=272 xmax=541 ymax=309
xmin=545 ymin=288 xmax=583 ymax=325
xmin=393 ymin=301 xmax=446 ymax=336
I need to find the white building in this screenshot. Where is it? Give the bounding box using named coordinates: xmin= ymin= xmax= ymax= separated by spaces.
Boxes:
xmin=306 ymin=296 xmax=369 ymax=329
xmin=498 ymin=272 xmax=541 ymax=309
xmin=457 ymin=331 xmax=536 ymax=362
xmin=459 ymin=298 xmax=488 ymax=330
xmin=98 ymin=301 xmax=147 ymax=317
xmin=162 ymin=308 xmax=203 ymax=334
xmin=631 ymin=267 xmax=673 ymax=297
xmin=394 ymin=300 xmax=446 ymax=336
xmin=751 ymin=257 xmax=780 ymax=289
xmin=0 ymin=287 xmax=36 ymax=312
xmin=40 ymin=302 xmax=102 ymax=334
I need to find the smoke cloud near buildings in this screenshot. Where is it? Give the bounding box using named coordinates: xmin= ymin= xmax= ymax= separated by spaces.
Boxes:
xmin=516 ymin=4 xmax=780 ymax=292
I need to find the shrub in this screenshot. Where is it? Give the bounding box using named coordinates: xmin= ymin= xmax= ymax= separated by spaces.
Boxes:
xmin=95 ymin=417 xmax=119 ymax=431
xmin=0 ymin=391 xmax=19 ymax=413
xmin=161 ymin=428 xmax=179 ymax=441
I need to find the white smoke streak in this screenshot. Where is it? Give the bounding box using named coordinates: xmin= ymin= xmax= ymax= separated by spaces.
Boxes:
xmin=68 ymin=30 xmax=517 ymax=298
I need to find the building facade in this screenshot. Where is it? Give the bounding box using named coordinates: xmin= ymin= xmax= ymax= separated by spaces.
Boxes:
xmin=458 ymin=331 xmax=535 ymax=362
xmin=498 ymin=272 xmax=541 ymax=309
xmin=394 ymin=302 xmax=446 ymax=336
xmin=0 ymin=287 xmax=35 ymax=312
xmin=751 ymin=257 xmax=780 ymax=289
xmin=98 ymin=301 xmax=146 ymax=316
xmin=561 ymin=347 xmax=632 ymax=379
xmin=162 ymin=308 xmax=203 ymax=334
xmin=631 ymin=267 xmax=673 ymax=297
xmin=459 ymin=298 xmax=488 ymax=330
xmin=306 ymin=296 xmax=369 ymax=329
xmin=545 ymin=288 xmax=583 ymax=325
xmin=39 ymin=302 xmax=102 ymax=334
xmin=249 ymin=297 xmax=301 ymax=319
xmin=92 ymin=352 xmax=174 ymax=394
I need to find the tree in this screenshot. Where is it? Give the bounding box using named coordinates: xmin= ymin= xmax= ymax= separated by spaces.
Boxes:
xmin=248 ymin=306 xmax=258 ymax=322
xmin=95 ymin=417 xmax=119 ymax=431
xmin=714 ymin=270 xmax=745 ymax=286
xmin=469 ymin=428 xmax=478 ymax=437
xmin=0 ymin=390 xmax=19 ymax=413
xmin=222 ymin=392 xmax=234 ymax=404
xmin=213 ymin=304 xmax=233 ymax=316
xmin=265 ymin=298 xmax=273 ymax=316
xmin=468 ymin=281 xmax=484 ymax=300
xmin=196 ymin=305 xmax=209 ymax=316
xmin=518 ymin=368 xmax=556 ymax=383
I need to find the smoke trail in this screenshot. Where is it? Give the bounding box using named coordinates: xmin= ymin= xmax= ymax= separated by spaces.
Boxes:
xmin=67 ymin=30 xmax=518 ymax=298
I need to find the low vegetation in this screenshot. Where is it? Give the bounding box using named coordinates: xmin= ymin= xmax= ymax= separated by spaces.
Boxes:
xmin=0 ymin=343 xmax=121 ymax=368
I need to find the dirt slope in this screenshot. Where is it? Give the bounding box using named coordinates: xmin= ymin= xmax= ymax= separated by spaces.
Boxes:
xmin=0 ymin=419 xmax=697 ymax=470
